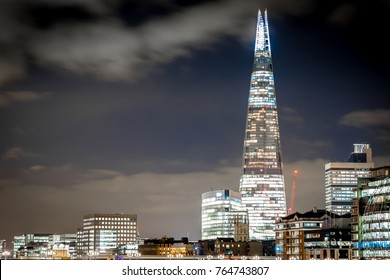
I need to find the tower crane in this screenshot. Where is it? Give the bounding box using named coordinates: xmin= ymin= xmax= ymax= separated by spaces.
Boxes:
xmin=288 ymin=170 xmax=298 ymax=215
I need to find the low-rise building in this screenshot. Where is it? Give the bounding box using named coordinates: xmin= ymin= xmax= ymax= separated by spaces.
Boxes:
xmin=138 ymin=236 xmax=192 ymax=257
xmin=275 ymin=208 xmax=351 ymax=260
xmin=13 ymin=233 xmax=77 ymax=259
xmin=304 ymin=228 xmax=352 ymax=259
xmin=196 ymin=238 xmax=264 ymax=258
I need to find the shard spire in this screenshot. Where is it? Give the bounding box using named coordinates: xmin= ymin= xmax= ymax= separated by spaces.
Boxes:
xmin=239 ymin=9 xmax=287 ymax=240
xmin=254 ymin=9 xmax=271 ymax=54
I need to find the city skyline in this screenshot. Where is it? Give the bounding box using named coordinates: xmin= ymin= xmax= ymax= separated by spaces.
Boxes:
xmin=0 ymin=1 xmax=389 ymax=245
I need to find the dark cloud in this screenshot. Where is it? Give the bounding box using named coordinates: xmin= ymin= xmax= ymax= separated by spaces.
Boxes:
xmin=0 ymin=0 xmax=347 ymax=86
xmin=29 ymin=0 xmax=260 ymax=81
xmin=327 ymin=3 xmax=356 ymax=26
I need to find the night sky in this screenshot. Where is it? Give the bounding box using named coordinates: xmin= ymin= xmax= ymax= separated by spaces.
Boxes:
xmin=1 ymin=0 xmax=389 ymax=246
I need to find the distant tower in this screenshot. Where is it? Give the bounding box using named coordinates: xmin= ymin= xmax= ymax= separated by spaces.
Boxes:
xmin=233 ymin=213 xmax=249 ymax=242
xmin=325 ymin=143 xmax=374 ymax=215
xmin=239 ymin=10 xmax=287 ymax=240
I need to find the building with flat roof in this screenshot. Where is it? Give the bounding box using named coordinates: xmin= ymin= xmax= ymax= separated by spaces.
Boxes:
xmin=138 ymin=236 xmax=192 ymax=257
xmin=13 ymin=233 xmax=76 ymax=259
xmin=275 ymin=208 xmax=351 ymax=260
xmin=201 ymin=189 xmax=246 ymax=240
xmin=325 ymin=143 xmax=374 ymax=215
xmin=77 ymin=213 xmax=137 ymax=257
xmin=195 ymin=238 xmax=265 ymax=258
xmin=304 ymin=227 xmax=352 ymax=260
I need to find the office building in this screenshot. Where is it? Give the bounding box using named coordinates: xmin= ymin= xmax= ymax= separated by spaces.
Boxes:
xmin=325 ymin=143 xmax=374 ymax=215
xmin=351 ymin=166 xmax=390 ymax=259
xmin=13 ymin=233 xmax=76 ymax=259
xmin=13 ymin=233 xmax=52 ymax=259
xmin=77 ymin=213 xmax=137 ymax=257
xmin=239 ymin=9 xmax=287 ymax=240
xmin=201 ymin=189 xmax=247 ymax=240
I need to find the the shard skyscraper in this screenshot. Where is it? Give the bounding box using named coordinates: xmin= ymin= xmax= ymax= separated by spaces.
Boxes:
xmin=239 ymin=10 xmax=287 ymax=240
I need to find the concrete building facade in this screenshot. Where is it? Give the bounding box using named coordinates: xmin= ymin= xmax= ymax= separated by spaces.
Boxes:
xmin=77 ymin=213 xmax=137 ymax=257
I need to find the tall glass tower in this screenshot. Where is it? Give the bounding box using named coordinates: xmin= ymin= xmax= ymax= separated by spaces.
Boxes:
xmin=239 ymin=10 xmax=287 ymax=240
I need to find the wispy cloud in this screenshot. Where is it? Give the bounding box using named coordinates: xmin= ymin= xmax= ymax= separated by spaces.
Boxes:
xmin=17 ymin=164 xmax=123 ymax=187
xmin=0 ymin=91 xmax=46 ymax=107
xmin=340 ymin=109 xmax=390 ymax=128
xmin=1 ymin=146 xmax=25 ymax=160
xmin=1 ymin=146 xmax=43 ymax=160
xmin=280 ymin=106 xmax=304 ymax=124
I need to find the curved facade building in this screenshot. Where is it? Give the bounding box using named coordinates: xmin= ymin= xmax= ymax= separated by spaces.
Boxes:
xmin=239 ymin=10 xmax=287 ymax=240
xmin=201 ymin=189 xmax=245 ymax=240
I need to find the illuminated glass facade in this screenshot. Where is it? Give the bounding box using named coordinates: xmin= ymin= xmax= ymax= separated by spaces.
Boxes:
xmin=352 ymin=166 xmax=390 ymax=259
xmin=325 ymin=144 xmax=373 ymax=215
xmin=239 ymin=10 xmax=287 ymax=240
xmin=201 ymin=189 xmax=246 ymax=240
xmin=13 ymin=233 xmax=76 ymax=259
xmin=77 ymin=213 xmax=137 ymax=256
xmin=13 ymin=233 xmax=51 ymax=258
